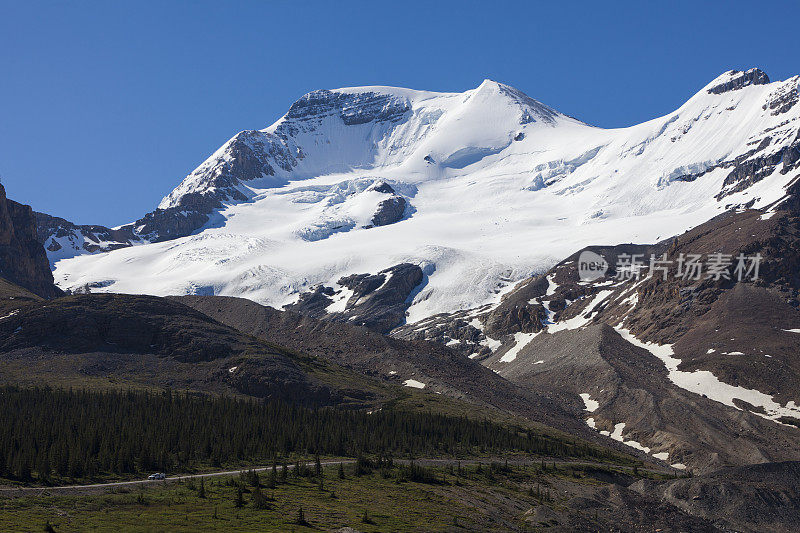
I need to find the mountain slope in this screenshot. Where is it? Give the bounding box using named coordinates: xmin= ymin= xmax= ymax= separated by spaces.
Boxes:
xmin=172 ymin=294 xmax=598 ymax=437
xmin=0 ymin=183 xmax=59 ymax=298
xmin=46 ymin=69 xmax=800 ymax=325
xmin=398 ymin=184 xmax=800 ymax=472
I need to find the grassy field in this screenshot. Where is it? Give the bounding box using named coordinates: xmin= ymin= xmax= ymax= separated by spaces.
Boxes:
xmin=0 ymin=460 xmax=685 ymax=532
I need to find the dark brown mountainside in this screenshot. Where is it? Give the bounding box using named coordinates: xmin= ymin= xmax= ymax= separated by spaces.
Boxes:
xmin=0 ymin=183 xmax=59 ymax=298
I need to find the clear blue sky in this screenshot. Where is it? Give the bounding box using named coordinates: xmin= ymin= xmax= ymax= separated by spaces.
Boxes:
xmin=1 ymin=1 xmax=798 ymax=226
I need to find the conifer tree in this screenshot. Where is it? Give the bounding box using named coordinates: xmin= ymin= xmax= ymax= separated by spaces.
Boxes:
xmin=296 ymin=507 xmax=308 ymax=526
xmin=235 ymin=486 xmax=244 ymax=508
xmin=252 ymin=485 xmax=268 ymax=509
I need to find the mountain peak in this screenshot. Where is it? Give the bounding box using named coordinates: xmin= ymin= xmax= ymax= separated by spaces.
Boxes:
xmin=705 ymin=68 xmax=771 ymax=95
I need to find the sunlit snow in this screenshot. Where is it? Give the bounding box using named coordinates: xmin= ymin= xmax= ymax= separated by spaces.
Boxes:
xmin=51 ymin=74 xmax=800 ymax=325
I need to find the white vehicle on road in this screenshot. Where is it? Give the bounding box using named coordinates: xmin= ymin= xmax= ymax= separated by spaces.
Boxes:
xmin=147 ymin=473 xmax=166 ymax=480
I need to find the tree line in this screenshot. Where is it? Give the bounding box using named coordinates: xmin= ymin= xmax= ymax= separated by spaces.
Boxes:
xmin=0 ymin=386 xmax=614 ymax=482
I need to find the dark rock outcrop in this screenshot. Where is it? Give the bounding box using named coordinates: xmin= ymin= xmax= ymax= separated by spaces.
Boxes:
xmin=368 ymin=196 xmax=407 ymax=228
xmin=764 ymin=79 xmax=799 ymax=116
xmin=285 ymin=263 xmax=424 ymax=333
xmin=707 ymin=68 xmax=770 ymax=95
xmin=287 ymin=90 xmax=410 ymax=125
xmin=34 ymin=212 xmax=136 ymax=256
xmin=0 ymin=184 xmax=59 ymax=298
xmin=362 ymin=182 xmax=409 ymax=229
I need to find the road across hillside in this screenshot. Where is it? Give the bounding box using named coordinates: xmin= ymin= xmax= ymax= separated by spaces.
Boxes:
xmin=0 ymin=457 xmax=679 ymax=497
xmin=0 ymin=460 xmax=357 ymax=496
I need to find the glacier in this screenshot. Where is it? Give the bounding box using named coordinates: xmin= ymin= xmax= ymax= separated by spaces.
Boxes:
xmin=50 ymin=69 xmax=800 ymax=325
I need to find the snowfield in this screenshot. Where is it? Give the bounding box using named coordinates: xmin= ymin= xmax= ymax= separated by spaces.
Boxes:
xmin=52 ymin=71 xmax=800 ymax=325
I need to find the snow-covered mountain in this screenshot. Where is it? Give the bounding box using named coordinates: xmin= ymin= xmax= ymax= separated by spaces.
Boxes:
xmin=47 ymin=68 xmax=800 ymax=324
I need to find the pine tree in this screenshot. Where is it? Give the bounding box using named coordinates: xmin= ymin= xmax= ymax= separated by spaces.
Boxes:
xmin=315 ymin=455 xmax=322 ymax=477
xmin=198 ymin=477 xmax=206 ymax=498
xmin=296 ymin=507 xmax=308 ymax=526
xmin=235 ymin=486 xmax=244 ymax=508
xmin=338 ymin=462 xmax=345 ymax=479
xmin=361 ymin=509 xmax=374 ymax=524
xmin=252 ymin=485 xmax=268 ymax=509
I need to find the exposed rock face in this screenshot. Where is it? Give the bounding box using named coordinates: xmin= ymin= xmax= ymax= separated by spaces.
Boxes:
xmin=482 ymin=276 xmax=550 ymax=337
xmin=152 ymin=129 xmax=297 ymax=240
xmin=707 ymin=68 xmax=770 ymax=95
xmin=764 ymin=77 xmax=799 ymax=115
xmin=394 ymin=306 xmax=493 ymax=359
xmin=285 ymin=263 xmax=423 ymax=333
xmin=0 ymin=184 xmax=59 ymax=298
xmin=34 ymin=212 xmax=137 ymax=262
xmin=366 ymin=183 xmax=407 ymax=228
xmin=287 ymin=90 xmax=410 ymax=125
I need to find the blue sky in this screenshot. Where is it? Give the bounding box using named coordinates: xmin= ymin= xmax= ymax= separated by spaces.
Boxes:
xmin=1 ymin=0 xmax=798 ymax=226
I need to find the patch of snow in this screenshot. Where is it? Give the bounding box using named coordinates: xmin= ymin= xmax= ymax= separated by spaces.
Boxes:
xmin=623 ymin=439 xmax=651 ymax=454
xmin=228 ymin=366 xmax=238 ymax=373
xmin=0 ymin=310 xmax=19 ymax=321
xmin=548 ymin=290 xmax=614 ymax=333
xmin=652 ymin=452 xmax=669 ymax=461
xmin=610 ymin=422 xmax=626 ymax=441
xmin=617 ymin=327 xmax=800 ymax=423
xmin=545 ymin=274 xmax=558 ymax=296
xmin=325 ymin=286 xmax=356 ymax=313
xmin=600 ymin=421 xmax=652 ymax=453
xmin=671 ymin=463 xmax=687 ymax=470
xmin=579 ymin=393 xmax=599 ymax=412
xmin=499 ymin=331 xmax=540 ymax=362
xmin=480 ymin=335 xmax=502 ymax=352
xmin=403 ymin=379 xmax=426 ymax=389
